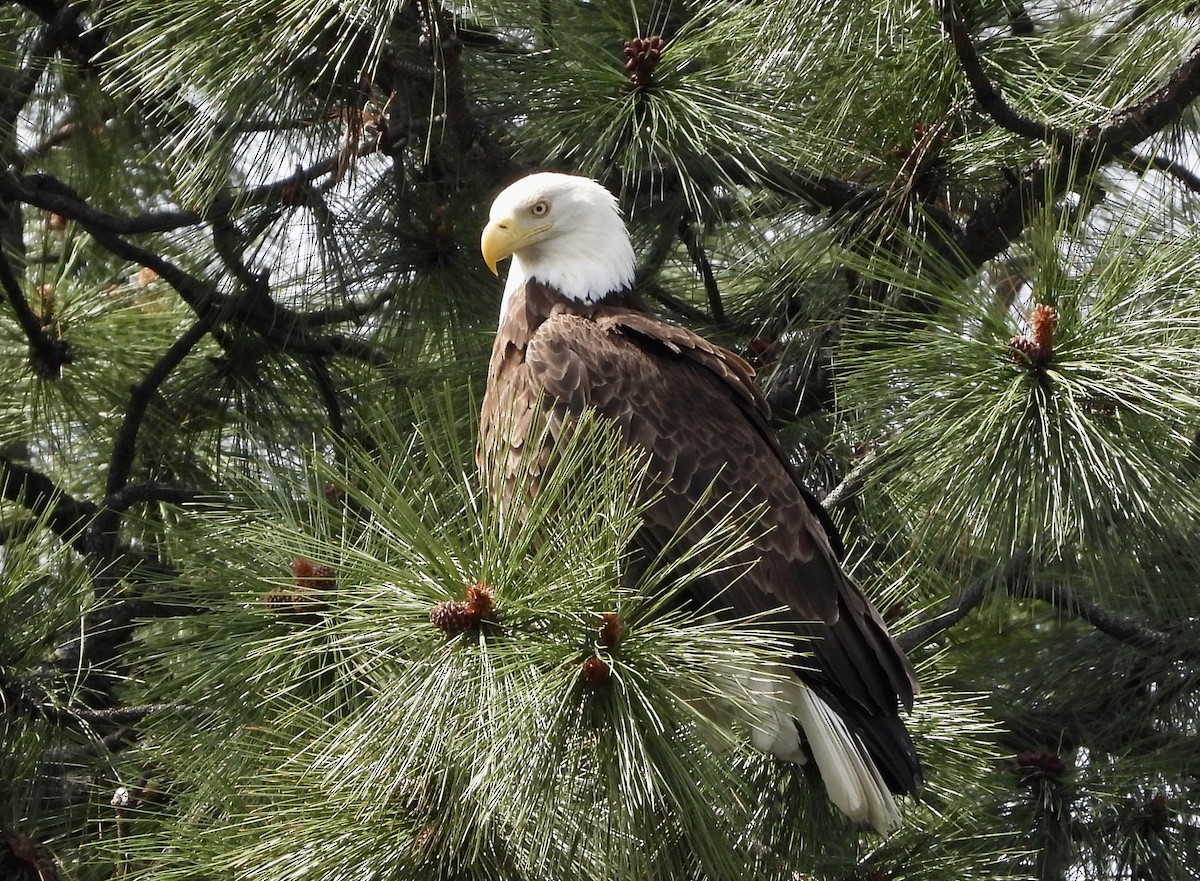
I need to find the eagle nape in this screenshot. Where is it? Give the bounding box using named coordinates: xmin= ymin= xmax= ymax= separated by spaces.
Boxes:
xmin=477 ymin=171 xmax=921 ymax=834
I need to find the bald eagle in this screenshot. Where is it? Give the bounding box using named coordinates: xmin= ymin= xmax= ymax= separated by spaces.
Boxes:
xmin=478 ymin=172 xmax=921 ymax=833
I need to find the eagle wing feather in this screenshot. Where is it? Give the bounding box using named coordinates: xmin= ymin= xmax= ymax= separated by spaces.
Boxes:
xmin=523 ymin=306 xmax=920 ymax=790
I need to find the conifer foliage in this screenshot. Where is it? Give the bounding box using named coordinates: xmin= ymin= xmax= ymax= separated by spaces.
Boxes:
xmin=2 ymin=1 xmax=1200 ymax=879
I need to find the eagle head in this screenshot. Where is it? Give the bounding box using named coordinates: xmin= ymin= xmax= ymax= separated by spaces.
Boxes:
xmin=481 ymin=172 xmax=636 ymax=307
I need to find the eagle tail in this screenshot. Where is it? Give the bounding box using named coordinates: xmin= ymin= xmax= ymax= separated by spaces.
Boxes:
xmin=744 ymin=669 xmax=901 ymax=834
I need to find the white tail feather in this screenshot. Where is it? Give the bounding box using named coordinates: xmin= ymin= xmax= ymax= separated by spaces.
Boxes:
xmin=741 ymin=666 xmax=901 ymax=834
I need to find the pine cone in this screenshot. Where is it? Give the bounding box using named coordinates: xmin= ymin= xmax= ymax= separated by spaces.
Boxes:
xmin=430 ymin=582 xmax=494 ymax=635
xmin=1007 ymin=303 xmax=1058 ymax=368
xmin=1007 ymin=334 xmax=1039 ymax=363
xmin=291 ymin=557 xmax=336 ymax=591
xmin=598 ymin=612 xmax=622 ymax=648
xmin=1013 ymin=749 xmax=1066 ymax=791
xmin=581 ymin=655 xmax=611 ymax=686
xmin=429 ymin=599 xmax=473 ymax=635
xmin=623 ymin=35 xmax=666 ymax=89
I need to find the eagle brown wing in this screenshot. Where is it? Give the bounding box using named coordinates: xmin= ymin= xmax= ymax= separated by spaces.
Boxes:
xmin=523 ymin=304 xmax=921 ymax=794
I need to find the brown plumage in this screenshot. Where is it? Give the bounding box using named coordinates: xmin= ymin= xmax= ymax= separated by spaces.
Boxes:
xmin=478 ymin=173 xmax=921 ymax=832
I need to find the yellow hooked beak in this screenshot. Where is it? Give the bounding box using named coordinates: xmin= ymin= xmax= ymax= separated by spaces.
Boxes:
xmin=480 ymin=217 xmax=550 ymax=275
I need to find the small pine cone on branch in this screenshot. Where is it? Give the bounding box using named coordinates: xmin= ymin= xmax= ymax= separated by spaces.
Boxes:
xmin=598 ymin=612 xmax=622 ymax=649
xmin=429 ymin=582 xmax=494 ymax=635
xmin=1013 ymin=749 xmax=1067 ymax=793
xmin=580 ymin=655 xmax=611 ymax=686
xmin=623 ymin=35 xmax=666 ymax=89
xmin=291 ymin=557 xmax=336 ymax=591
xmin=1007 ymin=303 xmax=1059 ymax=368
xmin=1006 ymin=334 xmax=1039 ymax=364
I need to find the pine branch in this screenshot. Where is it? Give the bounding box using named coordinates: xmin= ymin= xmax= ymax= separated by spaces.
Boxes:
xmin=88 ymin=314 xmax=220 ymax=568
xmin=0 ymin=170 xmax=205 ymax=234
xmin=306 ymin=356 xmax=346 ymax=438
xmin=13 ymin=0 xmax=109 ymax=74
xmin=3 ymin=168 xmax=393 ymax=365
xmin=0 ymin=676 xmax=178 ymax=732
xmin=1022 ymin=580 xmax=1200 ymax=663
xmin=211 ymin=212 xmax=270 ymax=296
xmin=896 ymin=577 xmax=990 ymax=652
xmin=45 ymin=594 xmax=203 ymax=693
xmin=952 ymin=42 xmax=1200 ymax=271
xmin=821 ymin=449 xmax=884 ymax=511
xmin=938 ymin=0 xmax=1073 ymax=146
xmin=12 ymin=120 xmax=78 ymax=172
xmin=296 ymin=287 xmax=400 ymax=328
xmin=103 ymin=481 xmax=204 ymax=514
xmin=417 ymin=0 xmax=519 ymax=180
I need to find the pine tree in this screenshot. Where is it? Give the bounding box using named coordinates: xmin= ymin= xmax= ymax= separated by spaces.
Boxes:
xmin=3 ymin=1 xmax=1200 ymax=879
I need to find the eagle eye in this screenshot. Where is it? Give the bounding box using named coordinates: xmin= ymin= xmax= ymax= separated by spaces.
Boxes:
xmin=531 ymin=200 xmax=549 ymax=217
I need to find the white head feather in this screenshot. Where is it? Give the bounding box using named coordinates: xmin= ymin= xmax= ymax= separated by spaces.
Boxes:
xmin=484 ymin=173 xmax=636 ymax=318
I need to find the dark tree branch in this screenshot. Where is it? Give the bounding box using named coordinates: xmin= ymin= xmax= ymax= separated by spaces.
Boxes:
xmin=88 ymin=314 xmax=219 ymax=567
xmin=103 ymin=481 xmax=204 ymax=514
xmin=0 ymin=171 xmax=205 ymax=235
xmin=211 ymin=213 xmax=270 ymax=297
xmin=0 ymin=236 xmax=72 ymax=375
xmin=0 ymin=4 xmax=72 ymax=127
xmin=0 ymin=676 xmax=178 ymax=733
xmin=1097 ymin=45 xmax=1200 ymax=151
xmin=13 ymin=0 xmax=109 ymax=74
xmin=639 ymin=280 xmax=713 ymax=325
xmin=306 ymin=356 xmax=346 ymax=438
xmin=45 ymin=594 xmax=203 ymax=698
xmin=1022 ymin=580 xmax=1200 ymax=663
xmin=939 ymin=0 xmax=1073 ymax=146
xmin=951 ymin=43 xmax=1200 ymax=272
xmin=4 ymin=166 xmax=391 ymax=364
xmin=896 ymin=577 xmax=991 ymax=652
xmin=678 ymin=216 xmax=725 ymax=326
xmin=296 ymin=287 xmax=400 ymax=328
xmin=81 ymin=209 xmax=389 ymax=365
xmin=1122 ymin=149 xmax=1200 ymax=194
xmin=0 ymin=455 xmax=96 ymax=553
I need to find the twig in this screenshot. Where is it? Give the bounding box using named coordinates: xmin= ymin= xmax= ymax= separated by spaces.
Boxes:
xmin=678 ymin=216 xmax=725 ymax=325
xmin=296 ymin=287 xmax=400 ymax=328
xmin=0 ymin=236 xmax=73 ymax=376
xmin=821 ymin=449 xmax=883 ymax=511
xmin=1121 ymin=149 xmax=1200 ymax=194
